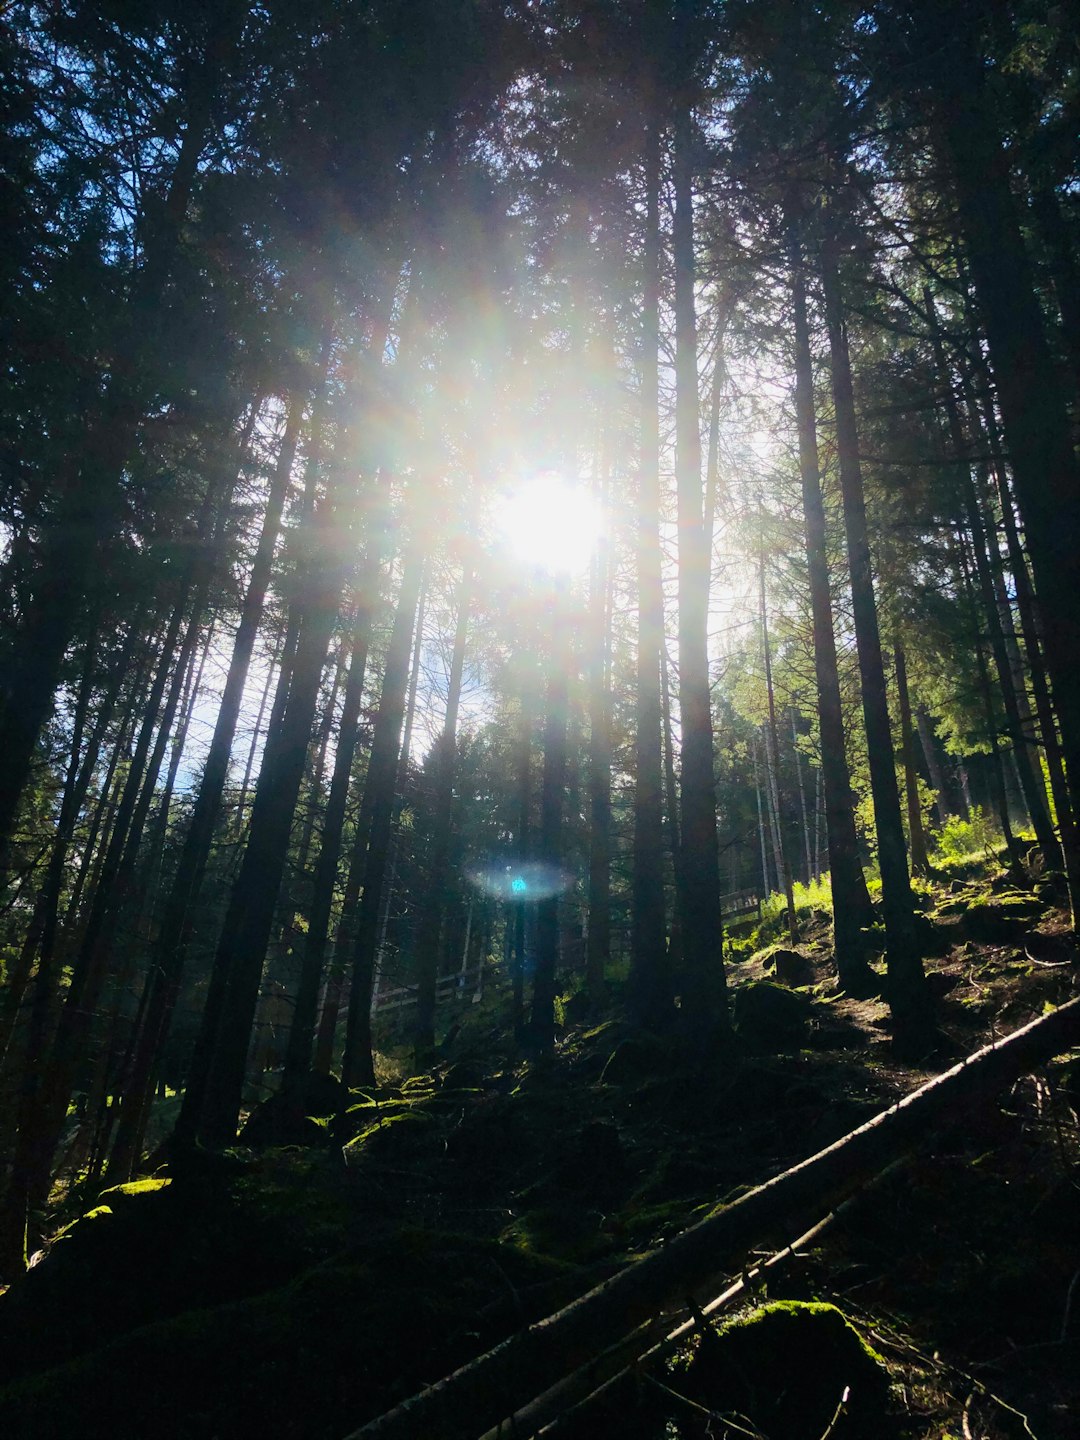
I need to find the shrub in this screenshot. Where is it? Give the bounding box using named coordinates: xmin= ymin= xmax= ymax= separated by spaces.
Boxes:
xmin=933 ymin=806 xmax=999 ymax=864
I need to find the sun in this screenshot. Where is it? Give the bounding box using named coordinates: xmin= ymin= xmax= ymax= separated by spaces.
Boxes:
xmin=494 ymin=474 xmax=601 ymax=574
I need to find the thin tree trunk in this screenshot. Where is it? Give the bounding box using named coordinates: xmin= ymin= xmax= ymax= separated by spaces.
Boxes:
xmin=759 ymin=536 xmax=799 ymax=942
xmin=529 ymin=583 xmax=572 ymax=1055
xmin=340 ymin=548 xmax=425 ymax=1091
xmin=820 ymin=233 xmax=925 ymax=1029
xmin=791 ymin=711 xmax=813 ymax=888
xmin=921 ymin=8 xmax=1080 ymax=890
xmin=916 ymin=710 xmax=949 ymax=826
xmin=924 ymin=291 xmax=1061 ymax=870
xmin=753 ymin=741 xmax=771 ymax=897
xmin=189 ymin=412 xmax=365 ymax=1149
xmin=414 ymin=569 xmax=472 ymax=1060
xmin=630 ymin=104 xmax=670 ymax=1025
xmin=586 ymin=519 xmax=612 ymax=1005
xmin=789 ymin=237 xmax=874 ymax=987
xmin=672 ymin=99 xmax=727 ymax=1032
xmin=894 ymin=639 xmax=931 ymax=879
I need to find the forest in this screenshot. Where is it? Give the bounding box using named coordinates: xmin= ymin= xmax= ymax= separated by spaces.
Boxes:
xmin=1 ymin=0 xmax=1079 ymax=1436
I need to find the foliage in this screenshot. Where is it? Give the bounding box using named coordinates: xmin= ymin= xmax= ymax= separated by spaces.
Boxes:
xmin=932 ymin=807 xmax=1000 ymax=865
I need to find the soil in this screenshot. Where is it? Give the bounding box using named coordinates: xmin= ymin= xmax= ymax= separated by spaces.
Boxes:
xmin=0 ymin=851 xmax=1077 ymax=1439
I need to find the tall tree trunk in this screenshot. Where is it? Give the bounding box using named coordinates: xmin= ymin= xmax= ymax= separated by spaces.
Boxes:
xmin=820 ymin=232 xmax=925 ymax=1030
xmin=789 ymin=238 xmax=875 ymax=987
xmin=529 ymin=584 xmax=571 ymax=1056
xmin=340 ymin=547 xmax=424 ymax=1091
xmin=753 ymin=741 xmax=771 ymax=897
xmin=918 ymin=6 xmax=1080 ymax=890
xmin=759 ymin=534 xmax=799 ymax=942
xmin=924 ymin=292 xmax=1061 ymax=871
xmin=672 ymin=99 xmax=727 ymax=1033
xmin=107 ymin=398 xmax=304 ymax=1177
xmin=414 ymin=569 xmax=472 ymax=1060
xmin=511 ymin=692 xmax=533 ymax=1042
xmin=791 ymin=711 xmax=813 ymax=887
xmin=630 ymin=107 xmax=670 ymax=1025
xmin=586 ymin=520 xmax=612 ymax=1005
xmin=916 ymin=710 xmax=950 ymax=826
xmin=0 ymin=492 xmax=216 ymax=1265
xmin=964 ymin=360 xmax=1080 ymax=903
xmin=894 ymin=639 xmax=931 ymax=879
xmin=189 ymin=414 xmax=364 ymax=1149
xmin=954 ymin=532 xmax=1019 ymax=861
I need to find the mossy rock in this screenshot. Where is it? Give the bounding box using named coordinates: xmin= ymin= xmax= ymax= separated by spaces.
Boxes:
xmin=732 ymin=981 xmax=812 ymax=1050
xmin=599 ymin=1033 xmax=670 ymax=1085
xmin=0 ymin=1231 xmax=571 ymax=1439
xmin=678 ymin=1301 xmax=890 ymax=1439
xmin=239 ymin=1089 xmax=339 ymax=1149
xmin=0 ymin=1159 xmax=337 ymax=1387
xmin=342 ymin=1107 xmax=438 ymax=1164
xmin=962 ymin=894 xmax=1045 ymax=942
xmin=755 ymin=945 xmax=814 ymax=987
xmin=441 ymin=1061 xmax=485 ymax=1092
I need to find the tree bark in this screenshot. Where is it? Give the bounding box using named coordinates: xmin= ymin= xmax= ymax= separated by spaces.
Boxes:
xmin=340 ymin=547 xmax=425 ymax=1091
xmin=789 ymin=237 xmax=874 ymax=985
xmin=918 ymin=6 xmax=1080 ymax=884
xmin=413 ymin=569 xmax=472 ymax=1060
xmin=894 ymin=639 xmax=931 ymax=879
xmin=630 ymin=103 xmax=670 ymax=1025
xmin=672 ymin=98 xmax=727 ymax=1033
xmin=820 ymin=231 xmax=925 ymax=1029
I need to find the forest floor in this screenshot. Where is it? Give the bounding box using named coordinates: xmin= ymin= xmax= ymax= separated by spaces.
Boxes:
xmin=0 ymin=849 xmax=1078 ymax=1439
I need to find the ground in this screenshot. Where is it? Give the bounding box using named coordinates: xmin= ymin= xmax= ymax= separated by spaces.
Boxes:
xmin=0 ymin=848 xmax=1077 ymax=1438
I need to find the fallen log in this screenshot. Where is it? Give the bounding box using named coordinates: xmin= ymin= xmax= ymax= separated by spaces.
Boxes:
xmin=492 ymin=1159 xmax=911 ymax=1439
xmin=346 ymin=996 xmax=1080 ymax=1440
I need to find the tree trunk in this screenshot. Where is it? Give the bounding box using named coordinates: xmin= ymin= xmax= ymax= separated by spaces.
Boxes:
xmin=924 ymin=290 xmax=1061 ymax=871
xmin=190 ymin=421 xmax=362 ymax=1148
xmin=672 ymin=100 xmax=727 ymax=1033
xmin=585 ymin=521 xmax=611 ymax=1005
xmin=340 ymin=547 xmax=425 ymax=1091
xmin=414 ymin=569 xmax=472 ymax=1061
xmin=759 ymin=536 xmax=799 ymax=942
xmin=629 ymin=101 xmax=669 ymax=1026
xmin=894 ymin=639 xmax=931 ymax=879
xmin=921 ymin=7 xmax=1080 ymax=881
xmin=820 ymin=232 xmax=925 ymax=1029
xmin=529 ymin=584 xmax=572 ymax=1055
xmin=789 ymin=238 xmax=875 ymax=986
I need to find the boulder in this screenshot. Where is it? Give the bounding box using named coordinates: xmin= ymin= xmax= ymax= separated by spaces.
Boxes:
xmin=759 ymin=946 xmax=814 ymax=987
xmin=732 ymin=981 xmax=812 ymax=1050
xmin=680 ymin=1300 xmax=890 ymax=1440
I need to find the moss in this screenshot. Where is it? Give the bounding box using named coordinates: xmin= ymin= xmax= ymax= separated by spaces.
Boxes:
xmin=673 ymin=1300 xmax=891 ymax=1439
xmin=99 ymin=1177 xmax=172 ymax=1198
xmin=732 ymin=981 xmax=812 ymax=1050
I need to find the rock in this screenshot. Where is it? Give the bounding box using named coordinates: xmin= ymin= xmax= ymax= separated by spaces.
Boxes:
xmin=732 ymin=981 xmax=812 ymax=1050
xmin=962 ymin=894 xmax=1045 ymax=943
xmin=555 ymin=1120 xmax=624 ymax=1192
xmin=681 ymin=1300 xmax=889 ymax=1440
xmin=599 ymin=1033 xmax=669 ymax=1085
xmin=441 ymin=1061 xmax=485 ymax=1092
xmin=561 ymin=990 xmax=592 ymax=1026
xmin=759 ymin=946 xmax=814 ymax=987
xmin=238 ymin=1073 xmax=344 ymax=1148
xmin=924 ymin=969 xmax=960 ymax=999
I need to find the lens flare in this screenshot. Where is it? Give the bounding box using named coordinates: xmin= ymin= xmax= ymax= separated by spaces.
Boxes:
xmin=494 ymin=474 xmax=601 ymax=574
xmin=467 ymin=861 xmax=575 ymax=902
